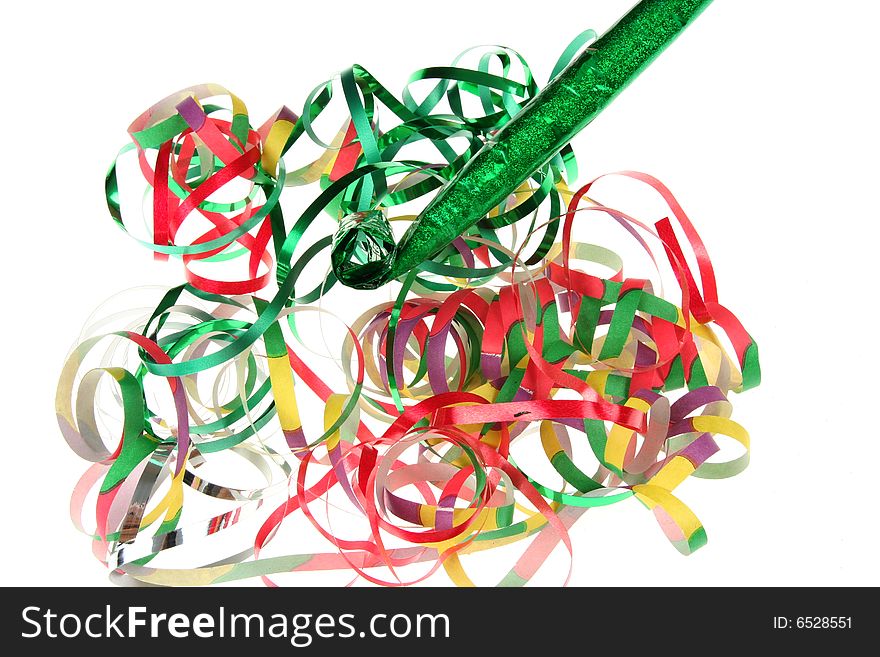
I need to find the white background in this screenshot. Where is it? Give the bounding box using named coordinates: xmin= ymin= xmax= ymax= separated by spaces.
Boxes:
xmin=1 ymin=0 xmax=877 ymax=586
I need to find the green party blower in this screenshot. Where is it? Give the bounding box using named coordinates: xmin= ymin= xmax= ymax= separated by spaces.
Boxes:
xmin=331 ymin=0 xmax=714 ymax=289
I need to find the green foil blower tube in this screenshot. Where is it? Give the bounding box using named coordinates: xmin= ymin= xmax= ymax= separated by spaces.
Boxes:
xmin=331 ymin=0 xmax=714 ymax=289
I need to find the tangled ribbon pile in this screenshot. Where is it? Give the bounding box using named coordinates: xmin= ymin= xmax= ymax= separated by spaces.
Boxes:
xmin=57 ymin=33 xmax=760 ymax=586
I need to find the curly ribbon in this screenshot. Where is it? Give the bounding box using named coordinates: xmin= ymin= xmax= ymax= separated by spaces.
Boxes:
xmin=59 ymin=27 xmax=759 ymax=587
